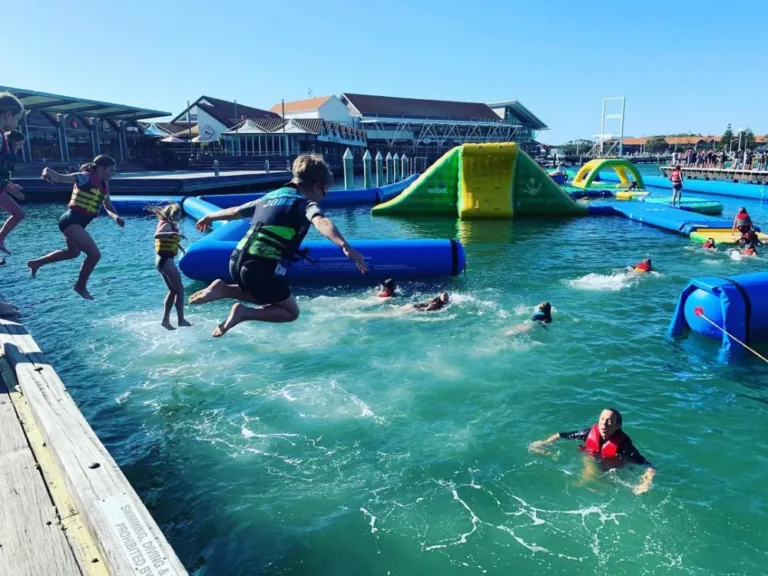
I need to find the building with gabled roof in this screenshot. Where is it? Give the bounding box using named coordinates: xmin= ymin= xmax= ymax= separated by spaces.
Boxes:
xmin=338 ymin=92 xmax=545 ymax=160
xmin=170 ymin=96 xmax=280 ymax=143
xmin=268 ymin=96 xmax=351 ymax=123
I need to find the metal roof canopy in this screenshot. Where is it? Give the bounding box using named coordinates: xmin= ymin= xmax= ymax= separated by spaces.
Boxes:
xmin=0 ymin=85 xmax=170 ymax=121
xmin=488 ymin=100 xmax=549 ymax=131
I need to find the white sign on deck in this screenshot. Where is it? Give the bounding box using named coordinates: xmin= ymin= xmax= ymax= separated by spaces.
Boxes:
xmin=103 ymin=496 xmax=183 ymax=576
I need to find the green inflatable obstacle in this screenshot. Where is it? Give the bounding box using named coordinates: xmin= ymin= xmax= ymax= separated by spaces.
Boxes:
xmin=372 ymin=143 xmax=585 ymax=219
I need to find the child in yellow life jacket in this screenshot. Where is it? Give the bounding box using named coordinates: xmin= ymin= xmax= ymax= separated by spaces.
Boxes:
xmin=29 ymin=155 xmax=124 ymax=300
xmin=150 ymin=203 xmax=191 ymax=330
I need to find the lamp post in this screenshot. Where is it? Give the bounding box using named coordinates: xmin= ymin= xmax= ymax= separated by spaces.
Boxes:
xmin=738 ymin=127 xmax=744 ymax=152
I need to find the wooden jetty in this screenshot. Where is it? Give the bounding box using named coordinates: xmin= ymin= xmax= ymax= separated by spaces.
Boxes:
xmin=660 ymin=165 xmax=768 ymax=184
xmin=0 ymin=303 xmax=186 ymax=575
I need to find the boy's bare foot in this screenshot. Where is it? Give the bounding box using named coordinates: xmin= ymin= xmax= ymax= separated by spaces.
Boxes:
xmin=189 ymin=279 xmax=227 ymax=305
xmin=0 ymin=240 xmax=10 ymax=255
xmin=178 ymin=318 xmax=192 ymax=327
xmin=212 ymin=303 xmax=245 ymax=337
xmin=27 ymin=260 xmax=40 ymax=278
xmin=161 ymin=319 xmax=176 ymax=331
xmin=74 ymin=284 xmax=94 ymax=300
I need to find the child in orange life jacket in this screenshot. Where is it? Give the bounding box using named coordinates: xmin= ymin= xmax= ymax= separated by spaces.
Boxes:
xmin=150 ymin=203 xmax=191 ymax=330
xmin=732 ymin=207 xmax=754 ymax=236
xmin=0 ymin=92 xmax=27 ymax=255
xmin=378 ymin=278 xmax=396 ymax=298
xmin=28 ymin=155 xmax=124 ymax=300
xmin=528 ymin=408 xmax=655 ymax=495
xmin=702 ymin=238 xmax=716 ymax=250
xmin=631 ymin=258 xmax=653 ymax=273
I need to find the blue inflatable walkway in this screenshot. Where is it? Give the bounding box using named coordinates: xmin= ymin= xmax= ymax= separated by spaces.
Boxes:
xmin=586 ymin=201 xmax=734 ymax=235
xmin=599 ymin=171 xmax=768 ymax=201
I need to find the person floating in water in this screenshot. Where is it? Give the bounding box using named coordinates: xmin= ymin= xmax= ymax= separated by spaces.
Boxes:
xmin=669 ymin=164 xmax=684 ymax=206
xmin=378 ymin=278 xmax=397 ymax=298
xmin=702 ymin=237 xmax=716 ymax=250
xmin=739 ymin=230 xmax=761 ymax=256
xmin=529 ymin=408 xmax=656 ymax=495
xmin=732 ymin=207 xmax=754 ymax=236
xmin=150 ymin=203 xmax=191 ymax=330
xmin=28 ymin=155 xmax=125 ymax=300
xmin=504 ymin=301 xmax=553 ymax=335
xmin=631 ymin=258 xmax=653 ymax=273
xmin=189 ymin=154 xmax=367 ymax=336
xmin=405 ymin=292 xmax=449 ymax=312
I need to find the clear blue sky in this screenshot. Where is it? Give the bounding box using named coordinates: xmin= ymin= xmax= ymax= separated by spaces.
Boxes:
xmin=4 ymin=0 xmax=766 ymax=143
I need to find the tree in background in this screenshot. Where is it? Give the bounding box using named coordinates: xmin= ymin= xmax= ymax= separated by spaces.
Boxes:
xmin=644 ymin=136 xmax=668 ymax=154
xmin=559 ymin=139 xmax=595 ymax=156
xmin=718 ymin=124 xmax=734 ymax=151
xmin=743 ymin=128 xmax=756 ymax=150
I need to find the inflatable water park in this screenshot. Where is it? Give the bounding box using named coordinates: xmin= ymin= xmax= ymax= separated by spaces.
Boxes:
xmin=103 ymin=146 xmax=768 ymax=364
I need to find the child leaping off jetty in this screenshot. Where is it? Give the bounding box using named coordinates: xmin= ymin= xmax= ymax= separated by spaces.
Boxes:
xmin=28 ymin=155 xmax=125 ymax=299
xmin=0 ymin=93 xmax=27 ymax=255
xmin=150 ymin=203 xmax=192 ymax=330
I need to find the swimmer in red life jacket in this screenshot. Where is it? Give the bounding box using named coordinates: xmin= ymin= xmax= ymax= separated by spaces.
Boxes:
xmin=732 ymin=207 xmax=754 ymax=236
xmin=702 ymin=238 xmax=716 ymax=250
xmin=739 ymin=230 xmax=763 ymax=256
xmin=406 ymin=292 xmax=449 ymax=312
xmin=529 ymin=408 xmax=656 ymax=495
xmin=378 ymin=278 xmax=396 ymax=298
xmin=631 ymin=258 xmax=653 ymax=274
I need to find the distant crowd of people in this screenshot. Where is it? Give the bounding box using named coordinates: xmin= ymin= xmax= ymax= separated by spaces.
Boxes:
xmin=671 ymin=148 xmax=768 ymax=171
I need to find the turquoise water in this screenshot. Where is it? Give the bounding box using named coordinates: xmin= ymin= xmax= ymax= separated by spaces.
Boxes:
xmin=3 ymin=176 xmax=768 ymax=574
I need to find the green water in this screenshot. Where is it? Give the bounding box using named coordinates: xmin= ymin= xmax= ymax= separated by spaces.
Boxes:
xmin=3 ymin=186 xmax=768 ymax=574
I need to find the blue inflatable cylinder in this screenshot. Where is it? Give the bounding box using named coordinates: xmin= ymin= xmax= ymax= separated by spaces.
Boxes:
xmin=180 ymin=234 xmax=466 ymax=283
xmin=182 ymin=197 xmax=226 ymax=230
xmin=670 ymin=272 xmax=768 ymax=361
xmin=109 ymin=195 xmax=185 ymax=215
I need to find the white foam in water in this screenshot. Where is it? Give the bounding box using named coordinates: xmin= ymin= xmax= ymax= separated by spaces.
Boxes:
xmin=568 ymin=272 xmax=639 ymax=292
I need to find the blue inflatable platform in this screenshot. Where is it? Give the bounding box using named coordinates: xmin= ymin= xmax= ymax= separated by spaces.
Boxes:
xmin=586 ymin=201 xmax=734 ymax=235
xmin=599 ymin=172 xmax=768 ymax=201
xmin=669 ymin=272 xmax=768 ymax=361
xmin=178 ymin=174 xmax=465 ymax=283
xmin=179 ymin=218 xmax=465 ymax=283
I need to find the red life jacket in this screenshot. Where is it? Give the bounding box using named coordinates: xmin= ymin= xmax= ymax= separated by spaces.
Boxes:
xmin=703 ymin=241 xmax=715 ymax=249
xmin=737 ymin=213 xmax=749 ymax=220
xmin=743 ymin=247 xmax=756 ymax=256
xmin=378 ymin=290 xmax=392 ymax=298
xmin=670 ymin=170 xmax=682 ymax=183
xmin=634 ymin=262 xmax=650 ymax=273
xmin=581 ymin=424 xmax=628 ymax=459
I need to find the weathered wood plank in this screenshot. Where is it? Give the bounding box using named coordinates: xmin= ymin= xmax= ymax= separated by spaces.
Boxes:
xmin=0 ymin=359 xmax=110 ymax=576
xmin=0 ymin=318 xmax=187 ymax=576
xmin=0 ymin=367 xmax=82 ymax=576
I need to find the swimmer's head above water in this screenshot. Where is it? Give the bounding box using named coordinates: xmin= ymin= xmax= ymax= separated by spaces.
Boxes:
xmin=379 ymin=278 xmax=396 ymax=298
xmin=598 ymin=408 xmax=623 ymax=440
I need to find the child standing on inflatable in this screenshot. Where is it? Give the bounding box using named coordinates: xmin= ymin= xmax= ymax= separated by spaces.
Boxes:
xmin=150 ymin=203 xmax=191 ymax=330
xmin=0 ymin=93 xmax=27 ymax=255
xmin=669 ymin=165 xmax=684 ymax=206
xmin=732 ymin=207 xmax=754 ymax=236
xmin=28 ymin=155 xmax=125 ymax=300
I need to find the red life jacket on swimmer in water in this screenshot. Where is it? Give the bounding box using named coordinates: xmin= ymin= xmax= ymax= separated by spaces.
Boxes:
xmin=633 ymin=262 xmax=651 ymax=273
xmin=703 ymin=241 xmax=715 ymax=249
xmin=580 ymin=424 xmax=628 ymax=459
xmin=378 ymin=290 xmax=393 ymax=298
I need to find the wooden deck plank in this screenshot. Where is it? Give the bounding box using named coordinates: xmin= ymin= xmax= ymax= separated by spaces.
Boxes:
xmin=0 ymin=318 xmax=187 ymax=576
xmin=0 ymin=368 xmax=82 ymax=576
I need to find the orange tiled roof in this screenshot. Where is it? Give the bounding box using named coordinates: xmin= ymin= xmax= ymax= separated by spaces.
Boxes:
xmin=269 ymin=96 xmax=332 ymax=114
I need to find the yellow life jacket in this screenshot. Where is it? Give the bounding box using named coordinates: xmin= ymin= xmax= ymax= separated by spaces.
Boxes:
xmin=69 ymin=173 xmax=107 ymax=215
xmin=155 ymin=219 xmax=180 ymax=256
